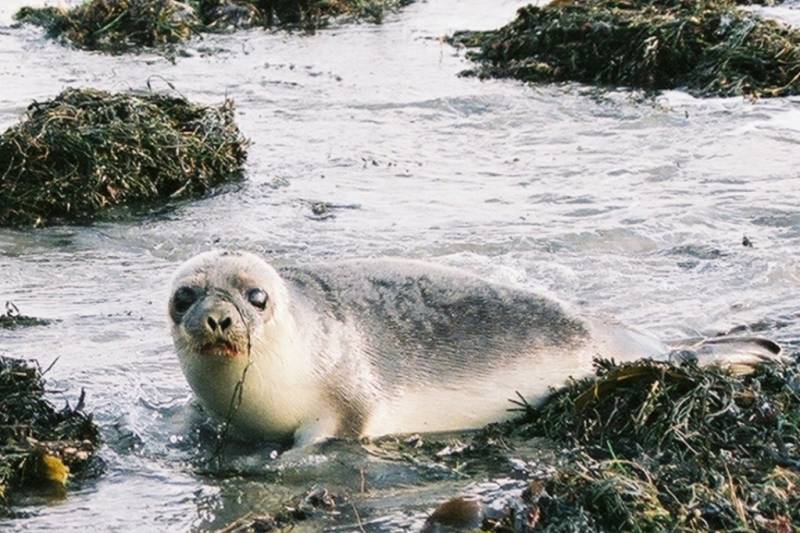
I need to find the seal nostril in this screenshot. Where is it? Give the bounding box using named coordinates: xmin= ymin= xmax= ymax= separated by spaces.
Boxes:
xmin=207 ymin=316 xmax=218 ymax=331
xmin=219 ymin=316 xmax=232 ymax=331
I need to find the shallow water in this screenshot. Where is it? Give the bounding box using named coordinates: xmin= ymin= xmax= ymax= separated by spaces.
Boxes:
xmin=1 ymin=0 xmax=799 ymax=530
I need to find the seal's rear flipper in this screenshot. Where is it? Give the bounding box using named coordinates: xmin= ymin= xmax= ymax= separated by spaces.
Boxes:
xmin=669 ymin=336 xmax=785 ymax=375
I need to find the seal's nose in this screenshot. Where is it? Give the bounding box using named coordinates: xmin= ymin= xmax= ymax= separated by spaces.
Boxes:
xmin=206 ymin=313 xmax=233 ymax=333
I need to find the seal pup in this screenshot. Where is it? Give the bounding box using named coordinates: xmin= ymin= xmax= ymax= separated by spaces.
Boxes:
xmin=168 ymin=250 xmax=783 ymax=446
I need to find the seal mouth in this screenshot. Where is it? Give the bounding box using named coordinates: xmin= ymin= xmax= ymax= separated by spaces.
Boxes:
xmin=201 ymin=340 xmax=240 ymax=359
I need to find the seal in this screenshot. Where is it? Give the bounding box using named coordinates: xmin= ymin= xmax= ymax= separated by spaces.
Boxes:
xmin=168 ymin=250 xmax=783 ymax=446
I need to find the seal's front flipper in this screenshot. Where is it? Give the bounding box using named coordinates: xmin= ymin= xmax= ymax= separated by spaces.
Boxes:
xmin=670 ymin=336 xmax=785 ymax=374
xmin=292 ymin=417 xmax=338 ymax=449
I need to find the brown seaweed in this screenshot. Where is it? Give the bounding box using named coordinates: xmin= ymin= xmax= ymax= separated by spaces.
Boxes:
xmin=478 ymin=357 xmax=800 ymax=531
xmin=451 ymin=0 xmax=800 ymax=98
xmin=15 ymin=0 xmax=414 ymax=53
xmin=0 ymin=88 xmax=248 ymax=227
xmin=0 ymin=356 xmax=101 ymax=515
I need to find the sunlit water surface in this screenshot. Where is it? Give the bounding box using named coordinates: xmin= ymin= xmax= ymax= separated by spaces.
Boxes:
xmin=1 ymin=0 xmax=799 ymax=530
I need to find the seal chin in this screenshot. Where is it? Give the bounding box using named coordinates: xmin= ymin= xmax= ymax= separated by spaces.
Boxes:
xmin=200 ymin=340 xmax=242 ymax=359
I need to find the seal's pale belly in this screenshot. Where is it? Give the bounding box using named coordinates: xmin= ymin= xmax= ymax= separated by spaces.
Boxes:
xmin=363 ymin=352 xmax=586 ymax=435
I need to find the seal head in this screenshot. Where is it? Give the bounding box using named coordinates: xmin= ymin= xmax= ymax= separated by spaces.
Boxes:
xmin=168 ymin=250 xmax=320 ymax=442
xmin=169 ymin=251 xmax=274 ymax=361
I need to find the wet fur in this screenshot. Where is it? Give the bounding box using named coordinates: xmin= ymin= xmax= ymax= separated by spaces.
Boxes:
xmin=169 ymin=251 xmax=783 ymax=444
xmin=280 ymin=259 xmax=595 ymax=435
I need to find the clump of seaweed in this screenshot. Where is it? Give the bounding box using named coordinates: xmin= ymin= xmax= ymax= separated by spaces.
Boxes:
xmin=451 ymin=0 xmax=800 ymax=98
xmin=15 ymin=0 xmax=413 ymax=52
xmin=0 ymin=88 xmax=248 ymax=227
xmin=195 ymin=0 xmax=412 ymax=30
xmin=0 ymin=356 xmax=100 ymax=514
xmin=491 ymin=357 xmax=800 ymax=531
xmin=0 ymin=302 xmax=51 ymax=330
xmin=15 ymin=0 xmax=199 ymax=53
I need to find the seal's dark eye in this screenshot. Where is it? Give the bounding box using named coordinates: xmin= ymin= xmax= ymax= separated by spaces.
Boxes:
xmin=173 ymin=287 xmax=197 ymax=314
xmin=247 ymin=288 xmax=268 ymax=310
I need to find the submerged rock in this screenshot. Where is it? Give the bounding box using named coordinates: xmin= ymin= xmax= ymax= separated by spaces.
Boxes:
xmin=0 ymin=88 xmax=248 ymax=227
xmin=451 ymin=0 xmax=800 ymax=98
xmin=422 ymin=497 xmax=484 ymax=532
xmin=0 ymin=356 xmax=101 ymax=515
xmin=218 ymin=486 xmax=342 ymax=531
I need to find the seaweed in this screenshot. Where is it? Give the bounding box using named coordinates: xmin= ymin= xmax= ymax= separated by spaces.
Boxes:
xmin=0 ymin=88 xmax=248 ymax=227
xmin=217 ymin=486 xmax=341 ymax=532
xmin=195 ymin=0 xmax=413 ymax=29
xmin=15 ymin=0 xmax=199 ymax=53
xmin=0 ymin=302 xmax=51 ymax=330
xmin=487 ymin=357 xmax=800 ymax=531
xmin=15 ymin=0 xmax=414 ymax=52
xmin=0 ymin=356 xmax=100 ymax=514
xmin=451 ymin=0 xmax=800 ymax=98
